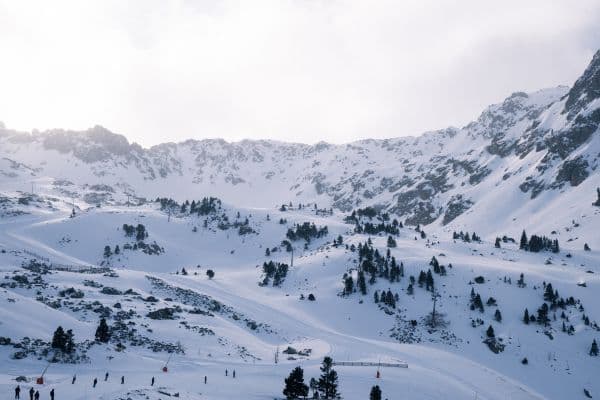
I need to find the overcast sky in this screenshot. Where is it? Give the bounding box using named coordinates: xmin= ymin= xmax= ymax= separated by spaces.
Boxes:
xmin=1 ymin=0 xmax=599 ymax=146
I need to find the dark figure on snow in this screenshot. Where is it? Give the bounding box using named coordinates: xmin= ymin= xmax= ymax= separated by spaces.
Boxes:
xmin=121 ymin=376 xmax=125 ymax=384
xmin=204 ymin=376 xmax=207 ymax=384
xmin=233 ymin=370 xmax=236 ymax=378
xmin=93 ymin=378 xmax=97 ymax=388
xmin=151 ymin=377 xmax=155 ymax=386
xmin=225 ymin=369 xmax=228 ymax=376
xmin=29 ymin=387 xmax=34 ymax=400
xmin=14 ymin=385 xmax=20 ymax=399
xmin=34 ymin=391 xmax=39 ymax=400
xmin=105 ymin=372 xmax=109 ymax=381
xmin=50 ymin=389 xmax=55 ymax=400
xmin=72 ymin=375 xmax=76 ymax=385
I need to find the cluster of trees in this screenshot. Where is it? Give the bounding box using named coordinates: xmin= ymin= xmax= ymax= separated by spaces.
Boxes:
xmin=156 ymin=196 xmax=222 ymax=216
xmin=494 ymin=235 xmax=516 ymax=248
xmin=374 ymin=289 xmax=398 ymax=308
xmin=519 ymin=231 xmax=559 ymax=253
xmin=417 ymin=269 xmax=435 ymax=292
xmin=283 ymin=357 xmax=339 ymax=399
xmin=51 ymin=326 xmax=75 ymax=353
xmin=469 ymin=288 xmax=484 ymax=312
xmin=260 ymin=261 xmax=289 ymax=287
xmin=429 ymin=256 xmax=448 ymax=275
xmin=357 ymin=240 xmax=404 ymax=285
xmin=452 ymin=231 xmax=481 ymax=242
xmin=345 ymin=208 xmax=402 ymax=235
xmin=122 ymin=223 xmax=148 ymax=241
xmin=286 ymin=222 xmax=329 ymax=242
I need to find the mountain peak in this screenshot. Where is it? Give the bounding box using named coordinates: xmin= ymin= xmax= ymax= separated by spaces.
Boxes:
xmin=564 ymin=49 xmax=600 ymax=118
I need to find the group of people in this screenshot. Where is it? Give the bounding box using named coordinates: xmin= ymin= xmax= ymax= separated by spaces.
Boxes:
xmin=15 ymin=367 xmax=239 ymax=398
xmin=13 ymin=386 xmax=54 ymax=400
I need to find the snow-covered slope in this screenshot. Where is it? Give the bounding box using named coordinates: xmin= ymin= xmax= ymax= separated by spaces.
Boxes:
xmin=0 ymin=52 xmax=599 ymax=400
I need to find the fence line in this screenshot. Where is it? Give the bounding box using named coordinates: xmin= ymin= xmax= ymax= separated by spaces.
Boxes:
xmin=332 ymin=361 xmax=408 ymax=368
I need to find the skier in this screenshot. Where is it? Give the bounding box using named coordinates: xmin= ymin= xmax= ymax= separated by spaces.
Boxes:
xmin=93 ymin=378 xmax=98 ymax=388
xmin=14 ymin=385 xmax=20 ymax=399
xmin=151 ymin=377 xmax=155 ymax=386
xmin=204 ymin=376 xmax=207 ymax=384
xmin=71 ymin=375 xmax=76 ymax=385
xmin=233 ymin=370 xmax=236 ymax=379
xmin=34 ymin=391 xmax=39 ymax=400
xmin=105 ymin=372 xmax=109 ymax=381
xmin=29 ymin=387 xmax=34 ymax=400
xmin=121 ymin=376 xmax=125 ymax=384
xmin=50 ymin=389 xmax=55 ymax=400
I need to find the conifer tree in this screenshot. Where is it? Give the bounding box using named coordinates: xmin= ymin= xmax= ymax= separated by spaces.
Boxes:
xmin=486 ymin=325 xmax=495 ymax=338
xmin=357 ymin=271 xmax=367 ymax=295
xmin=318 ymin=356 xmax=339 ymax=399
xmin=494 ymin=309 xmax=502 ymax=322
xmin=283 ymin=366 xmax=309 ymax=399
xmin=95 ymin=318 xmax=110 ymax=343
xmin=519 ymin=230 xmax=528 ymax=250
xmin=590 ymin=339 xmax=599 ymax=356
xmin=523 ymin=308 xmax=530 ymax=324
xmin=370 ymin=385 xmax=382 ymax=400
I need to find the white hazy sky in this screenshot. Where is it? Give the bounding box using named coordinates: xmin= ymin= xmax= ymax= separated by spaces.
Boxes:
xmin=1 ymin=0 xmax=599 ymax=146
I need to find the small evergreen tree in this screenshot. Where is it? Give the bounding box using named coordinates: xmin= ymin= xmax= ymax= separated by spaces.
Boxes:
xmin=591 ymin=339 xmax=599 ymax=356
xmin=494 ymin=309 xmax=502 ymax=322
xmin=51 ymin=326 xmax=66 ymax=351
xmin=206 ymin=269 xmax=215 ymax=279
xmin=95 ymin=318 xmax=110 ymax=343
xmin=370 ymin=385 xmax=382 ymax=400
xmin=318 ymin=356 xmax=339 ymax=399
xmin=523 ymin=308 xmax=530 ymax=324
xmin=283 ymin=366 xmax=309 ymax=399
xmin=103 ymin=245 xmax=112 ymax=258
xmin=386 ymin=235 xmax=397 ymax=248
xmin=519 ymin=230 xmax=528 ymax=250
xmin=357 ymin=271 xmax=367 ymax=295
xmin=486 ymin=325 xmax=495 ymax=338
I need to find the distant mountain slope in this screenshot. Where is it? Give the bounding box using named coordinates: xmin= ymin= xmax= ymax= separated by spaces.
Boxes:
xmin=1 ymin=51 xmax=599 ymax=236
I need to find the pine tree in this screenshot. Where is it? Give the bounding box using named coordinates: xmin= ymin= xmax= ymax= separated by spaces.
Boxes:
xmin=103 ymin=245 xmax=112 ymax=258
xmin=494 ymin=309 xmax=502 ymax=322
xmin=590 ymin=339 xmax=599 ymax=356
xmin=495 ymin=237 xmax=501 ymax=248
xmin=357 ymin=271 xmax=367 ymax=295
xmin=523 ymin=308 xmax=530 ymax=324
xmin=95 ymin=318 xmax=110 ymax=343
xmin=519 ymin=230 xmax=528 ymax=250
xmin=486 ymin=325 xmax=495 ymax=338
xmin=283 ymin=366 xmax=309 ymax=399
xmin=370 ymin=385 xmax=382 ymax=400
xmin=51 ymin=326 xmax=66 ymax=351
xmin=386 ymin=235 xmax=397 ymax=248
xmin=344 ymin=276 xmax=354 ymax=296
xmin=318 ymin=356 xmax=339 ymax=399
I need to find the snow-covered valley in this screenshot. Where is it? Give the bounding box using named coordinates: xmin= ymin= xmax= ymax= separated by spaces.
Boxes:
xmin=0 ymin=51 xmax=599 ymax=400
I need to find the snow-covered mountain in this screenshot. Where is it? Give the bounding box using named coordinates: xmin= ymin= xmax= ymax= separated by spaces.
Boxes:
xmin=0 ymin=52 xmax=599 ymax=400
xmin=2 ymin=51 xmax=599 ymax=236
